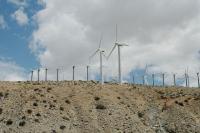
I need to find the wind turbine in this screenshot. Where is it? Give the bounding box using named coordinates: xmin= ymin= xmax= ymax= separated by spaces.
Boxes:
xmin=144 ymin=65 xmax=148 ymax=85
xmin=107 ymin=25 xmax=128 ymax=85
xmin=89 ymin=34 xmax=105 ymax=85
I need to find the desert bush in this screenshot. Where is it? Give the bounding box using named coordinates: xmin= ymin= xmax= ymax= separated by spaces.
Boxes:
xmin=65 ymin=99 xmax=71 ymax=104
xmin=0 ymin=108 xmax=2 ymax=114
xmin=96 ymin=104 xmax=106 ymax=110
xmin=94 ymin=96 xmax=100 ymax=101
xmin=60 ymin=125 xmax=66 ymax=130
xmin=6 ymin=119 xmax=13 ymax=125
xmin=19 ymin=121 xmax=26 ymax=127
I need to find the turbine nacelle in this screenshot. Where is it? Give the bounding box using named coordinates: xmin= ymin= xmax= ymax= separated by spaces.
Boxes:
xmin=98 ymin=48 xmax=105 ymax=53
xmin=107 ymin=42 xmax=128 ymax=59
xmin=115 ymin=42 xmax=128 ymax=46
xmin=89 ymin=48 xmax=106 ymax=60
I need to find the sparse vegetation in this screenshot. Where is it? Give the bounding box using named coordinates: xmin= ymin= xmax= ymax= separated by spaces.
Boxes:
xmin=96 ymin=104 xmax=106 ymax=110
xmin=175 ymin=101 xmax=184 ymax=106
xmin=137 ymin=112 xmax=144 ymax=118
xmin=47 ymin=87 xmax=52 ymax=93
xmin=60 ymin=107 xmax=64 ymax=111
xmin=0 ymin=92 xmax=3 ymax=97
xmin=94 ymin=96 xmax=100 ymax=101
xmin=60 ymin=125 xmax=66 ymax=130
xmin=19 ymin=121 xmax=26 ymax=127
xmin=34 ymin=119 xmax=39 ymax=123
xmin=62 ymin=116 xmax=69 ymax=121
xmin=6 ymin=119 xmax=13 ymax=125
xmin=51 ymin=130 xmax=56 ymax=133
xmin=0 ymin=108 xmax=2 ymax=114
xmin=33 ymin=102 xmax=38 ymax=106
xmin=0 ymin=81 xmax=199 ymax=132
xmin=36 ymin=113 xmax=41 ymax=117
xmin=65 ymin=99 xmax=71 ymax=104
xmin=27 ymin=109 xmax=32 ymax=114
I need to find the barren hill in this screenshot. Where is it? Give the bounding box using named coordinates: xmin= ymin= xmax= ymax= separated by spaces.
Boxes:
xmin=0 ymin=81 xmax=200 ymax=133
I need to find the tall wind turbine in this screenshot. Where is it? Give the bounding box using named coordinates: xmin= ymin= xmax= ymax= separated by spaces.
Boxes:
xmin=107 ymin=25 xmax=128 ymax=85
xmin=89 ymin=34 xmax=105 ymax=85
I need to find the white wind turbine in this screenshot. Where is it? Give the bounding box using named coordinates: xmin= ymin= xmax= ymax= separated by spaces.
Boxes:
xmin=144 ymin=65 xmax=149 ymax=85
xmin=107 ymin=25 xmax=128 ymax=85
xmin=89 ymin=34 xmax=106 ymax=85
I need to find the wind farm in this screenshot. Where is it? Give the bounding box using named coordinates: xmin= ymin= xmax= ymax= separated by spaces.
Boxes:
xmin=1 ymin=0 xmax=200 ymax=133
xmin=0 ymin=25 xmax=200 ymax=133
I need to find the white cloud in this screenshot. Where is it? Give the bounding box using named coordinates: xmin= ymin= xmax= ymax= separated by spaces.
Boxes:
xmin=0 ymin=15 xmax=7 ymax=29
xmin=30 ymin=0 xmax=200 ymax=86
xmin=0 ymin=60 xmax=27 ymax=81
xmin=11 ymin=7 xmax=29 ymax=26
xmin=37 ymin=0 xmax=45 ymax=6
xmin=7 ymin=0 xmax=27 ymax=6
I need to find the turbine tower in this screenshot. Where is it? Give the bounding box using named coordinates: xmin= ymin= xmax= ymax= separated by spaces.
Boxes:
xmin=89 ymin=34 xmax=105 ymax=85
xmin=144 ymin=65 xmax=148 ymax=85
xmin=107 ymin=25 xmax=128 ymax=85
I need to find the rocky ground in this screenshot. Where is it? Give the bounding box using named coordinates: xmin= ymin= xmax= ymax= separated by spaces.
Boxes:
xmin=0 ymin=81 xmax=200 ymax=133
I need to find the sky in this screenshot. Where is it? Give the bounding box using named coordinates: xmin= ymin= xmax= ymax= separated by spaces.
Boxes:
xmin=0 ymin=0 xmax=200 ymax=86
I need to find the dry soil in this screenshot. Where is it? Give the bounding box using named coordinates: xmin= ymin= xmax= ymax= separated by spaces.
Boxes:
xmin=0 ymin=81 xmax=200 ymax=133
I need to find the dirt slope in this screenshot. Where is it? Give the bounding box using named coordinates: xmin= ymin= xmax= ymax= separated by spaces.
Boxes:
xmin=0 ymin=81 xmax=200 ymax=133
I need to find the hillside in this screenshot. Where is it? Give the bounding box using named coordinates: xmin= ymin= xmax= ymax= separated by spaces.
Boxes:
xmin=0 ymin=81 xmax=200 ymax=133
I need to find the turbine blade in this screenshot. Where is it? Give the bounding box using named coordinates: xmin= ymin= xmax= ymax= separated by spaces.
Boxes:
xmin=98 ymin=33 xmax=103 ymax=48
xmin=120 ymin=43 xmax=128 ymax=46
xmin=107 ymin=44 xmax=117 ymax=59
xmin=115 ymin=24 xmax=118 ymax=42
xmin=89 ymin=49 xmax=99 ymax=60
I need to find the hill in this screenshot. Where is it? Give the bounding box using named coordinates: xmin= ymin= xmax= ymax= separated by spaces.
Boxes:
xmin=0 ymin=81 xmax=200 ymax=133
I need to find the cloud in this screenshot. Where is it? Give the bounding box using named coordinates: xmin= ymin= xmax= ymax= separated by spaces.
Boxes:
xmin=11 ymin=7 xmax=29 ymax=26
xmin=7 ymin=0 xmax=27 ymax=6
xmin=0 ymin=15 xmax=7 ymax=29
xmin=30 ymin=0 xmax=200 ymax=86
xmin=0 ymin=59 xmax=27 ymax=81
xmin=37 ymin=0 xmax=45 ymax=6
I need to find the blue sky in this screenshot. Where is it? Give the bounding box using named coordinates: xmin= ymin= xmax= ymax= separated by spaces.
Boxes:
xmin=0 ymin=0 xmax=42 ymax=69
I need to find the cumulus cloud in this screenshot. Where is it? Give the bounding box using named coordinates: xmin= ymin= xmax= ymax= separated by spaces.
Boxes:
xmin=0 ymin=15 xmax=7 ymax=29
xmin=30 ymin=0 xmax=200 ymax=86
xmin=37 ymin=0 xmax=45 ymax=6
xmin=0 ymin=59 xmax=27 ymax=81
xmin=11 ymin=7 xmax=29 ymax=26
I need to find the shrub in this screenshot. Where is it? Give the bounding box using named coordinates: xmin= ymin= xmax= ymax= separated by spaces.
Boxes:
xmin=6 ymin=119 xmax=13 ymax=125
xmin=94 ymin=97 xmax=100 ymax=101
xmin=96 ymin=104 xmax=106 ymax=110
xmin=60 ymin=125 xmax=66 ymax=130
xmin=19 ymin=121 xmax=26 ymax=127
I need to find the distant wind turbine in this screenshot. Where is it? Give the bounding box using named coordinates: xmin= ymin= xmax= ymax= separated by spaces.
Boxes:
xmin=89 ymin=34 xmax=106 ymax=85
xmin=107 ymin=25 xmax=128 ymax=85
xmin=144 ymin=65 xmax=148 ymax=85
